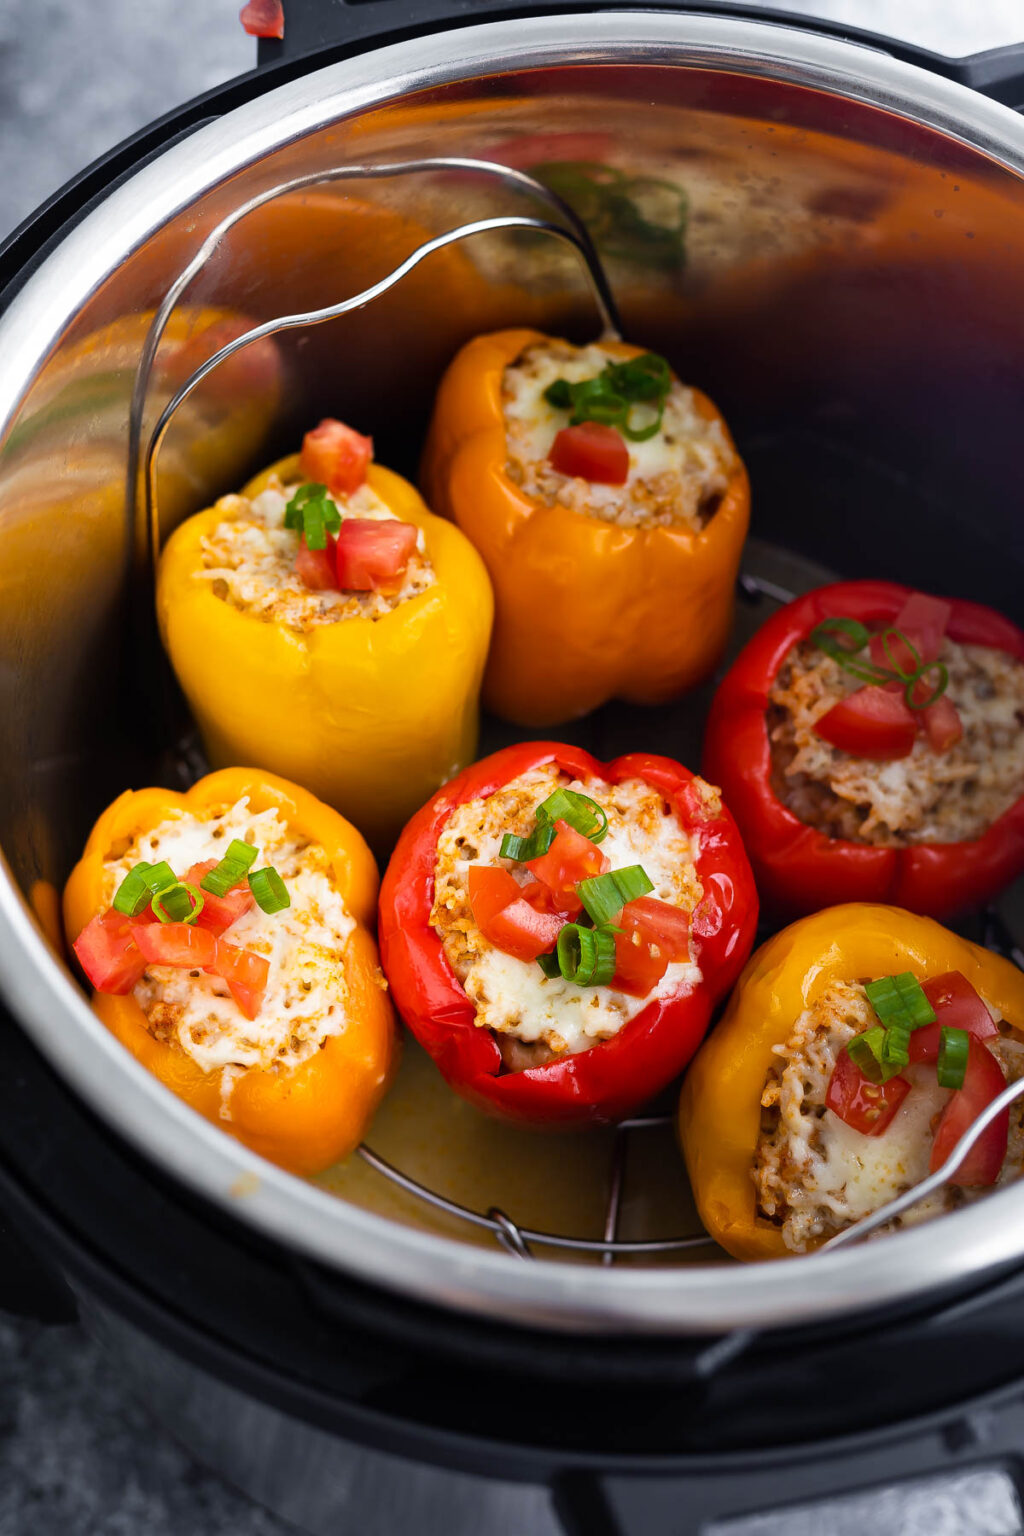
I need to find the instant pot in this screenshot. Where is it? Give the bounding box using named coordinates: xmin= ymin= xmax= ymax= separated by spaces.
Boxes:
xmin=2 ymin=3 xmax=1024 ymax=1530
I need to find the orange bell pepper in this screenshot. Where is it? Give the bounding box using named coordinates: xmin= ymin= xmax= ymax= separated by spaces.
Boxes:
xmin=420 ymin=328 xmax=750 ymax=726
xmin=63 ymin=768 xmax=397 ymax=1175
xmin=678 ymin=903 xmax=1024 ymax=1261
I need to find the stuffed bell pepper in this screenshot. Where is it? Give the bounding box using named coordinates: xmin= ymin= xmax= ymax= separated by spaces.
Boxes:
xmin=378 ymin=742 xmax=757 ymax=1125
xmin=680 ymin=903 xmax=1024 ymax=1260
xmin=63 ymin=767 xmax=397 ymax=1174
xmin=420 ymin=329 xmax=750 ymax=726
xmin=158 ymin=419 xmax=493 ymax=848
xmin=704 ymin=581 xmax=1024 ymax=919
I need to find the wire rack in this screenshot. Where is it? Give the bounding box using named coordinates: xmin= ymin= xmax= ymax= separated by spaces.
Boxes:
xmin=134 ymin=158 xmax=1024 ymax=1270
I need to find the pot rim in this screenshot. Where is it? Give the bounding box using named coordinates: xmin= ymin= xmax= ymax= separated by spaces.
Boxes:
xmin=2 ymin=10 xmax=1024 ymax=1335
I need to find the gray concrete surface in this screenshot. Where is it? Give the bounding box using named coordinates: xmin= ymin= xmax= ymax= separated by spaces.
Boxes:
xmin=1 ymin=2 xmax=1023 ymax=1534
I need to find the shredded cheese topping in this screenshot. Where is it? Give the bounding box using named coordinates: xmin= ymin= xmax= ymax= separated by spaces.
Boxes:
xmin=769 ymin=637 xmax=1024 ymax=844
xmin=196 ymin=475 xmax=435 ymax=631
xmin=103 ymin=798 xmax=356 ymax=1109
xmin=502 ymin=340 xmax=736 ymax=530
xmin=430 ymin=766 xmax=703 ymax=1063
xmin=753 ymin=980 xmax=1024 ymax=1251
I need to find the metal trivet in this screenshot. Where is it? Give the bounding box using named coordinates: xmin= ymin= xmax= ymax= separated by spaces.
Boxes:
xmin=134 ymin=173 xmax=1024 ymax=1269
xmin=128 ymin=154 xmax=621 ymax=576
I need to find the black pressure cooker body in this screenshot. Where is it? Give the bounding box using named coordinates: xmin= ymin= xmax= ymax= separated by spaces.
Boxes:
xmin=2 ymin=6 xmax=1024 ymax=1533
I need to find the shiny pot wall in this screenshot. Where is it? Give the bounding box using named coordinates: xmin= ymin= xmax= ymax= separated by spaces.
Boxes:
xmin=1 ymin=13 xmax=1023 ymax=1335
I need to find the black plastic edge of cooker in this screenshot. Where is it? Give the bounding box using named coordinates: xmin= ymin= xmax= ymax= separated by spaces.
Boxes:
xmin=256 ymin=0 xmax=1024 ymax=109
xmin=6 ymin=998 xmax=1024 ymax=1479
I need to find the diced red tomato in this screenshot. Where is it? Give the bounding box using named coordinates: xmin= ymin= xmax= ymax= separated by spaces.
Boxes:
xmin=468 ymin=865 xmax=564 ymax=961
xmin=895 ymin=591 xmax=952 ymax=662
xmin=239 ymin=0 xmax=284 ymax=38
xmin=299 ymin=418 xmax=372 ymax=497
xmin=208 ymin=943 xmax=270 ymax=1021
xmin=518 ymin=879 xmax=564 ymax=916
xmin=134 ymin=923 xmax=218 ymax=969
xmin=185 ymin=861 xmax=255 ymax=935
xmin=814 ymin=685 xmax=918 ymax=760
xmin=525 ymin=819 xmax=609 ymax=916
xmin=294 ymin=534 xmax=338 ymax=592
xmin=334 ymin=519 xmax=418 ymax=591
xmin=825 ymin=1046 xmax=911 ymax=1136
xmin=921 ymin=695 xmax=963 ymax=752
xmin=930 ymin=1037 xmax=1007 ymax=1186
xmin=612 ymin=897 xmax=692 ymax=997
xmin=549 ymin=423 xmax=629 ymax=485
xmin=907 ymin=970 xmax=999 ymax=1066
xmin=73 ymin=912 xmax=147 ymax=995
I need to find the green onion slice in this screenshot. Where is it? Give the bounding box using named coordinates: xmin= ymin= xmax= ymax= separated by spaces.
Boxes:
xmin=536 ymin=951 xmax=562 ymax=978
xmin=846 ymin=1026 xmax=902 ymax=1084
xmin=112 ymin=862 xmax=155 ymax=917
xmin=881 ymin=1025 xmax=911 ymax=1069
xmin=200 ymin=839 xmax=258 ymax=898
xmin=500 ymin=824 xmax=556 ymax=863
xmin=937 ymin=1026 xmax=970 ymax=1090
xmin=905 ymin=660 xmax=949 ymax=711
xmin=151 ymin=881 xmax=205 ymax=925
xmin=556 ymin=923 xmax=617 ymax=988
xmin=879 ymin=627 xmax=922 ymax=681
xmin=865 ymin=972 xmax=936 ymax=1030
xmin=577 ymin=866 xmax=654 ymax=928
xmin=535 ymin=788 xmax=609 ymax=844
xmin=248 ymin=867 xmax=291 ymax=914
xmin=283 ymin=482 xmax=342 ymax=550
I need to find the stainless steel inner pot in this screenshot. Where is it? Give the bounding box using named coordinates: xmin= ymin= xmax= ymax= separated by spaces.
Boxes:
xmin=1 ymin=12 xmax=1023 ymax=1335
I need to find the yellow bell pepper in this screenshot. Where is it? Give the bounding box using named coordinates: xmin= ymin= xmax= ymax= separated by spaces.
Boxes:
xmin=157 ymin=451 xmax=493 ymax=849
xmin=63 ymin=767 xmax=397 ymax=1175
xmin=420 ymin=328 xmax=750 ymax=726
xmin=678 ymin=903 xmax=1024 ymax=1261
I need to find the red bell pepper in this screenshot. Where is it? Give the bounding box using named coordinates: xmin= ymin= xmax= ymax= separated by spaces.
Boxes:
xmin=703 ymin=581 xmax=1024 ymax=921
xmin=378 ymin=741 xmax=758 ymax=1125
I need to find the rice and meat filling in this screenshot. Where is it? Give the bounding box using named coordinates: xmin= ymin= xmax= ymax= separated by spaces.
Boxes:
xmin=769 ymin=637 xmax=1024 ymax=845
xmin=430 ymin=765 xmax=704 ymax=1068
xmin=502 ymin=340 xmax=738 ymax=532
xmin=197 ymin=475 xmax=435 ymax=631
xmin=103 ymin=798 xmax=357 ymax=1098
xmin=754 ymin=980 xmax=1024 ymax=1252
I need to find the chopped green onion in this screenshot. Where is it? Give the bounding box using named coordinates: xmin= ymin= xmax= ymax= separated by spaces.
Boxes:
xmin=881 ymin=1025 xmax=911 ymax=1069
xmin=284 ymin=482 xmax=342 ymax=550
xmin=151 ymin=881 xmax=205 ymax=925
xmin=112 ymin=862 xmax=155 ymax=917
xmin=937 ymin=1026 xmax=970 ymax=1090
xmin=540 ymin=351 xmax=673 ymax=439
xmin=536 ymin=951 xmax=562 ymax=978
xmin=905 ymin=660 xmax=949 ymax=711
xmin=500 ymin=824 xmax=556 ymax=863
xmin=577 ymin=866 xmax=654 ymax=928
xmin=865 ymin=972 xmax=936 ymax=1030
xmin=535 ymin=788 xmax=609 ymax=844
xmin=143 ymin=861 xmax=177 ymax=896
xmin=879 ymin=627 xmax=922 ymax=681
xmin=556 ymin=923 xmax=617 ymax=987
xmin=248 ymin=867 xmax=290 ymax=914
xmin=200 ymin=839 xmax=258 ymax=898
xmin=846 ymin=1026 xmax=903 ymax=1084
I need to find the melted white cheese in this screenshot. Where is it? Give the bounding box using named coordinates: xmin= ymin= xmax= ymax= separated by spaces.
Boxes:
xmin=104 ymin=799 xmax=356 ymax=1099
xmin=814 ymin=1066 xmax=950 ymax=1225
xmin=435 ymin=771 xmax=703 ymax=1055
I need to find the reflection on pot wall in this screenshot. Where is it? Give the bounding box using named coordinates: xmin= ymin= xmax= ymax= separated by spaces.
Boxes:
xmin=1 ymin=62 xmax=1023 ymax=910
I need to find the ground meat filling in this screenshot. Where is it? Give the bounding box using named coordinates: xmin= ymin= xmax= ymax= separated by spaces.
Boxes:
xmin=768 ymin=636 xmax=1024 ymax=845
xmin=197 ymin=475 xmax=435 ymax=631
xmin=103 ymin=798 xmax=357 ymax=1111
xmin=502 ymin=340 xmax=737 ymax=531
xmin=753 ymin=980 xmax=1024 ymax=1252
xmin=429 ymin=765 xmax=704 ymax=1069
